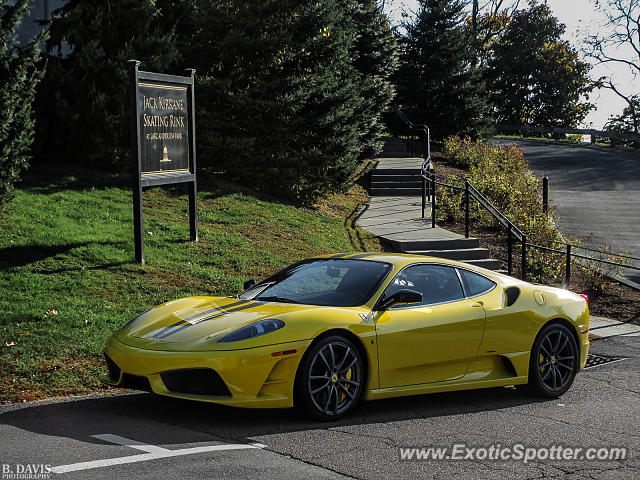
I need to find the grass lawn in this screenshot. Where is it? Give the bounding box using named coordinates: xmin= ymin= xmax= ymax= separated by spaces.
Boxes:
xmin=0 ymin=167 xmax=380 ymax=403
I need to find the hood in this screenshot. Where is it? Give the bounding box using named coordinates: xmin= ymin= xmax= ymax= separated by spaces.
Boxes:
xmin=118 ymin=296 xmax=305 ymax=346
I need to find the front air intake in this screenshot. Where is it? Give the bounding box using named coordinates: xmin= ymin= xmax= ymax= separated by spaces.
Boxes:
xmin=161 ymin=368 xmax=231 ymax=397
xmin=121 ymin=373 xmax=152 ymax=392
xmin=104 ymin=353 xmax=120 ymax=381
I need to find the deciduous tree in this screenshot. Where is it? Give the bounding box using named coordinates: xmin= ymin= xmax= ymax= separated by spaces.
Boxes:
xmin=584 ymin=0 xmax=640 ymax=133
xmin=486 ymin=1 xmax=594 ymax=127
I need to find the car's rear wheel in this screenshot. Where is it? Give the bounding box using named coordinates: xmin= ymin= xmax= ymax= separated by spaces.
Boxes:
xmin=296 ymin=335 xmax=364 ymax=420
xmin=525 ymin=323 xmax=578 ymax=397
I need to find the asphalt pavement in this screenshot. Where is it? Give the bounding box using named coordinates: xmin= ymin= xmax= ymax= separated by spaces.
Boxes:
xmin=492 ymin=139 xmax=640 ymax=287
xmin=1 ymin=336 xmax=639 ymax=479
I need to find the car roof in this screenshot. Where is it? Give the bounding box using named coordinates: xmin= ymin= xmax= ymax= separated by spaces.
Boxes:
xmin=316 ymin=252 xmax=521 ymax=286
xmin=318 ymin=252 xmax=469 ymax=269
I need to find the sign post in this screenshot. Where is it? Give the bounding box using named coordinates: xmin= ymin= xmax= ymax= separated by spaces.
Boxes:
xmin=128 ymin=60 xmax=198 ymax=264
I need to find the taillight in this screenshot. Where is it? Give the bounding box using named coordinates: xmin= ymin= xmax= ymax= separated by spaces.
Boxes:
xmin=579 ymin=294 xmax=589 ymax=304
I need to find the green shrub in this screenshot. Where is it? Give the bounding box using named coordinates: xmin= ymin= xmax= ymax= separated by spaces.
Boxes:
xmin=439 ymin=136 xmax=565 ymax=282
xmin=0 ymin=0 xmax=46 ymax=207
xmin=571 ymin=239 xmax=627 ymax=294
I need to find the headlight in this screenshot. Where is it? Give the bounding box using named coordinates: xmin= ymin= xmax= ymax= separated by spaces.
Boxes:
xmin=218 ymin=319 xmax=285 ymax=343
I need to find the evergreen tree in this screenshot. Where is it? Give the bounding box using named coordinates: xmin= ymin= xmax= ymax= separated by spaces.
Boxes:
xmin=396 ymin=0 xmax=488 ymax=140
xmin=174 ymin=0 xmax=397 ymax=203
xmin=0 ymin=0 xmax=46 ymax=207
xmin=38 ymin=0 xmax=179 ymax=168
xmin=351 ymin=0 xmax=398 ymax=157
xmin=486 ymin=2 xmax=593 ymax=127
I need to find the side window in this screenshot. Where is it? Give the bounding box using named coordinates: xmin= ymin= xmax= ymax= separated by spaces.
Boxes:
xmin=459 ymin=269 xmax=496 ymax=297
xmin=385 ymin=264 xmax=464 ymax=307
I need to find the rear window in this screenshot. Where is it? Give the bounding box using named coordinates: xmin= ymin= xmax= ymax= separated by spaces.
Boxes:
xmin=384 ymin=264 xmax=465 ymax=306
xmin=459 ymin=269 xmax=496 ymax=297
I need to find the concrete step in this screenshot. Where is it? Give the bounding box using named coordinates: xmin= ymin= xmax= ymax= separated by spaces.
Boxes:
xmin=457 ymin=258 xmax=503 ymax=270
xmin=385 ymin=237 xmax=481 ymax=251
xmin=371 ymin=174 xmax=421 ymax=182
xmin=405 ymin=247 xmax=491 ymax=260
xmin=370 ymin=187 xmax=423 ymax=196
xmin=371 ymin=181 xmax=423 ymax=189
xmin=373 ymin=168 xmax=421 ymax=175
xmin=382 ymin=148 xmax=410 ymax=154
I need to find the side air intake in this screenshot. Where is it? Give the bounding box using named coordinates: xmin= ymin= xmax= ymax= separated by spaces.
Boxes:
xmin=504 ymin=287 xmax=520 ymax=307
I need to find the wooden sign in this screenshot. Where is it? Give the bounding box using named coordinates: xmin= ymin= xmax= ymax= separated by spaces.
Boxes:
xmin=128 ymin=60 xmax=198 ymax=264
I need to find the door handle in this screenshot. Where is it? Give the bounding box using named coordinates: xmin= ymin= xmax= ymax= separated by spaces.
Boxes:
xmin=471 ymin=301 xmax=484 ymax=307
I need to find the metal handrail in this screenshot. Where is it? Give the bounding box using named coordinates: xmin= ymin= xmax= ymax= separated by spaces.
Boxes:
xmin=394 ymin=107 xmax=431 ymax=171
xmin=394 ymin=108 xmax=432 ymax=219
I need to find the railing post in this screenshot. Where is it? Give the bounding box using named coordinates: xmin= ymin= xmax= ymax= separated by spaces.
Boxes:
xmin=565 ymin=244 xmax=571 ymax=286
xmin=464 ymin=181 xmax=470 ymax=238
xmin=431 ymin=176 xmax=436 ymax=229
xmin=542 ymin=176 xmax=548 ymax=214
xmin=507 ymin=226 xmax=513 ymax=275
xmin=521 ymin=234 xmax=527 ymax=281
xmin=421 ymin=176 xmax=426 ymax=219
xmin=424 ymin=130 xmax=428 ymax=160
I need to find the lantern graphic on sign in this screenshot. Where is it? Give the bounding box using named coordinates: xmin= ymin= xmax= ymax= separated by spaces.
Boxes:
xmin=160 ymin=146 xmax=171 ymax=163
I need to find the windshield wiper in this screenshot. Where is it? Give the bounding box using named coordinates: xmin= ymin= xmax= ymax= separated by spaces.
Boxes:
xmin=255 ymin=295 xmax=301 ymax=304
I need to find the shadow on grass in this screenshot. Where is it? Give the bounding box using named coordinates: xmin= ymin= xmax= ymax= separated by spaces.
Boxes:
xmin=0 ymin=242 xmax=90 ymax=269
xmin=0 ymin=242 xmax=130 ymax=270
xmin=19 ymin=166 xmax=299 ymax=208
xmin=18 ymin=168 xmax=130 ymax=195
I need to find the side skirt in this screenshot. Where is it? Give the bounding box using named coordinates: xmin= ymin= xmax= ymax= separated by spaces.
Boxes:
xmin=365 ymin=375 xmax=528 ymax=401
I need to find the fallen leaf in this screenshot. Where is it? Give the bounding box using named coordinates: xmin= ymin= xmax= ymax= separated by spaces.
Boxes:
xmin=5 ymin=341 xmax=16 ymax=347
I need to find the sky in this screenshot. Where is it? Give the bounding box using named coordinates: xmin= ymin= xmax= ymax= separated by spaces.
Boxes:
xmin=383 ymin=0 xmax=638 ymax=129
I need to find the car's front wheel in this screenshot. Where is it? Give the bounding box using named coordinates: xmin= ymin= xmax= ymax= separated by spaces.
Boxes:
xmin=525 ymin=322 xmax=578 ymax=397
xmin=296 ymin=335 xmax=364 ymax=420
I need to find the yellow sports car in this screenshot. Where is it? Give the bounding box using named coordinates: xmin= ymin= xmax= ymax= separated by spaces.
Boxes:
xmin=103 ymin=253 xmax=589 ymax=419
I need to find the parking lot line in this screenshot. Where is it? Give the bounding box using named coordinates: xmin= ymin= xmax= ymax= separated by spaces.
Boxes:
xmin=50 ymin=435 xmax=265 ymax=474
xmin=92 ymin=434 xmax=171 ymax=454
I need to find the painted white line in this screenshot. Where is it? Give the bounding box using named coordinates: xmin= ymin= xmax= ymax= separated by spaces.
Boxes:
xmin=50 ymin=436 xmax=265 ymax=474
xmin=92 ymin=434 xmax=170 ymax=454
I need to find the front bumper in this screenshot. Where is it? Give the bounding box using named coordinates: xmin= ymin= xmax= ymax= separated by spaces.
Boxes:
xmin=103 ymin=335 xmax=312 ymax=408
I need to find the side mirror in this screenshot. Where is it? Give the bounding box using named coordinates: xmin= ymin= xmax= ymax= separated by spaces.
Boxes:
xmin=243 ymin=278 xmax=256 ymax=290
xmin=377 ymin=289 xmax=423 ymax=310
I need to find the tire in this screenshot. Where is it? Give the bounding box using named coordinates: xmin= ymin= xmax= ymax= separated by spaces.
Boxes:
xmin=524 ymin=322 xmax=579 ymax=398
xmin=295 ymin=335 xmax=365 ymax=420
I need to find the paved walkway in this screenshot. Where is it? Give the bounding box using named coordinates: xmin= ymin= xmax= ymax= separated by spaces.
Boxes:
xmin=358 ymin=155 xmax=500 ymax=269
xmin=492 ymin=138 xmax=640 ymax=288
xmin=374 ymin=157 xmax=424 ymax=170
xmin=590 ymin=316 xmax=640 ymax=338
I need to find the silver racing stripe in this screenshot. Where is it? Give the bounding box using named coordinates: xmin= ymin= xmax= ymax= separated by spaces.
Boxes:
xmin=153 ymin=301 xmax=266 ymax=339
xmin=151 ymin=300 xmax=251 ymax=339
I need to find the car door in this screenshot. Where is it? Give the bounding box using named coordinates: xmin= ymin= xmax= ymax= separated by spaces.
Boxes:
xmin=375 ymin=264 xmax=486 ymax=388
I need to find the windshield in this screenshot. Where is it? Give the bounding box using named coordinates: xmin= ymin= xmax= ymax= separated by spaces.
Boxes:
xmin=240 ymin=258 xmax=392 ymax=307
